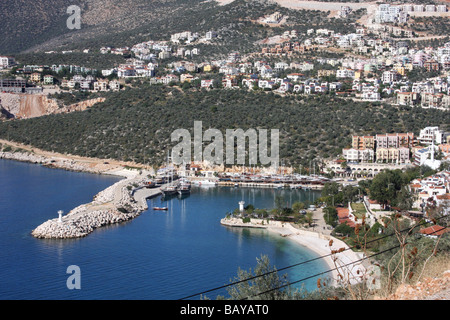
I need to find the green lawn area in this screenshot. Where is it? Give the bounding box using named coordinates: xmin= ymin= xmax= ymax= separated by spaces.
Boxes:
xmin=351 ymin=202 xmax=367 ymax=219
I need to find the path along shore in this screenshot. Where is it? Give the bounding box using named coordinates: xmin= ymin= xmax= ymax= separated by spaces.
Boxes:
xmin=220 ymin=216 xmax=369 ymax=287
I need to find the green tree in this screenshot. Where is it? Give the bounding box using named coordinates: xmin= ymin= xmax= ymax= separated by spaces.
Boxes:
xmin=395 ymin=186 xmax=413 ymax=211
xmin=369 ymin=170 xmax=405 ymax=209
xmin=323 ymin=206 xmax=338 ymax=227
xmin=223 ymin=255 xmax=293 ymax=300
xmin=292 ymin=201 xmax=305 ymax=213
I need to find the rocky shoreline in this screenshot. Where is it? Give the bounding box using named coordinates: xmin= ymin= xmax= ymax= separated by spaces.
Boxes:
xmin=0 ymin=150 xmax=113 ymax=174
xmin=30 ymin=207 xmax=141 ymax=239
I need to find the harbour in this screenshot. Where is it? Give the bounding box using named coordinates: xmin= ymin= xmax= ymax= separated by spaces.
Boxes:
xmin=0 ymin=158 xmax=328 ymax=299
xmin=29 ymin=167 xmax=329 ymax=239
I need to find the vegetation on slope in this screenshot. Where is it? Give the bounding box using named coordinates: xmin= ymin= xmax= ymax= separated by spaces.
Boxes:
xmin=0 ymin=85 xmax=448 ymax=168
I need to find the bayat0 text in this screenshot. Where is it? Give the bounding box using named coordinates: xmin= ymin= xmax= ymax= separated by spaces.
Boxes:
xmin=224 ymin=304 xmax=269 ymax=315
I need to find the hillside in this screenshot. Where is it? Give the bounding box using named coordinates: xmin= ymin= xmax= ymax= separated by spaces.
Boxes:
xmin=0 ymin=86 xmax=448 ymax=168
xmin=0 ymin=0 xmax=202 ymax=54
xmin=1 ymin=0 xmax=357 ymax=57
xmin=0 ymin=0 xmax=80 ymax=54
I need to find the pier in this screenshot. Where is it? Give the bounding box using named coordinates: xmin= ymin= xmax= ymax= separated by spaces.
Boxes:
xmin=217 ymin=181 xmax=324 ymax=189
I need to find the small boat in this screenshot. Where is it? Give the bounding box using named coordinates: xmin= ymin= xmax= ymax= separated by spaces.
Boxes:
xmin=153 ymin=207 xmax=168 ymax=211
xmin=161 ymin=185 xmax=178 ymax=196
xmin=193 ymin=180 xmax=218 ymax=186
xmin=178 ymin=184 xmax=191 ymax=195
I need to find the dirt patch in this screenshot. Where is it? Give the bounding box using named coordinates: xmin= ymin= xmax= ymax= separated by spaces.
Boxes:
xmin=0 ymin=93 xmax=105 ymax=119
xmin=376 ymin=270 xmax=450 ymax=300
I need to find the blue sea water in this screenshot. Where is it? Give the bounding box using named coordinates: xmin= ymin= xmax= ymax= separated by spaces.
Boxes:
xmin=0 ymin=159 xmax=328 ymax=300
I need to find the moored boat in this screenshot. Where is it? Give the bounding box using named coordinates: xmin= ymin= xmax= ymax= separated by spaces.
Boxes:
xmin=153 ymin=206 xmax=168 ymax=211
xmin=178 ymin=183 xmax=191 ymax=195
xmin=193 ymin=179 xmax=218 ymax=186
xmin=161 ymin=185 xmax=178 ymax=196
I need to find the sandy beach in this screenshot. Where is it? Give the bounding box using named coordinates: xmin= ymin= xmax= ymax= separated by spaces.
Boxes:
xmin=221 ymin=217 xmax=366 ymax=287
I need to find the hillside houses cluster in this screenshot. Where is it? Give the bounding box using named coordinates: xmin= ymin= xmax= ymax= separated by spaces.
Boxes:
xmin=11 ymin=63 xmax=121 ymax=92
xmin=374 ymin=3 xmax=447 ymax=25
xmin=3 ymin=3 xmax=450 ymax=107
xmin=342 ymin=126 xmax=450 ymax=168
xmin=409 ymin=170 xmax=450 ymax=219
xmin=99 ymin=40 xmax=450 ymax=106
xmin=60 ymin=75 xmax=120 ymax=92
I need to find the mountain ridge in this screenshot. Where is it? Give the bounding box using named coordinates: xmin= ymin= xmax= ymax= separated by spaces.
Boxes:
xmin=0 ymin=0 xmax=204 ymax=54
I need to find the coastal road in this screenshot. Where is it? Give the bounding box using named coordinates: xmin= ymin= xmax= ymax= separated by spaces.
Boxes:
xmin=311 ymin=208 xmax=332 ymax=236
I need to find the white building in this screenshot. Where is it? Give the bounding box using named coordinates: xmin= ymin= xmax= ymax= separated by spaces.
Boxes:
xmin=342 ymin=148 xmax=375 ymax=163
xmin=414 ymin=145 xmax=441 ymax=169
xmin=336 ymin=68 xmax=355 ymax=78
xmin=0 ymin=56 xmax=15 ymax=69
xmin=205 ymin=31 xmax=217 ymax=40
xmin=361 ymin=91 xmax=381 ymax=101
xmin=382 ymin=70 xmax=399 ymax=84
xmin=258 ymin=80 xmax=274 ymax=89
xmin=109 ymin=80 xmax=121 ymax=91
xmin=418 ymin=127 xmax=445 ymax=145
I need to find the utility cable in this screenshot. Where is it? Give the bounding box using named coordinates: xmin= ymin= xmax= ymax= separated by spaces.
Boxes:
xmin=242 ymin=224 xmax=448 ymax=299
xmin=179 ymin=215 xmax=448 ymax=300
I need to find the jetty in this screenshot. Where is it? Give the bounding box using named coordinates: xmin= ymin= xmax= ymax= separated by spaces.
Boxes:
xmin=31 ymin=171 xmax=163 ymax=239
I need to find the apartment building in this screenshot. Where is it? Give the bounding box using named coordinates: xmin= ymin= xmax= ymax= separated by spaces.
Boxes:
xmin=418 ymin=126 xmax=445 ymax=145
xmin=0 ymin=56 xmax=15 ymax=69
xmin=342 ymin=148 xmax=374 ymax=163
xmin=375 ymin=133 xmax=414 ymax=149
xmin=376 ymin=147 xmax=410 ymax=163
xmin=352 ymin=135 xmax=375 ymax=150
xmin=397 ymin=92 xmax=419 ymax=106
xmin=421 ymin=93 xmax=450 ymax=109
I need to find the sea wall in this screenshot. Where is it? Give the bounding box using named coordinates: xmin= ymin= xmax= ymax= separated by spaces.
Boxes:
xmin=31 ymin=175 xmax=156 ymax=239
xmin=31 ymin=207 xmax=140 ymax=239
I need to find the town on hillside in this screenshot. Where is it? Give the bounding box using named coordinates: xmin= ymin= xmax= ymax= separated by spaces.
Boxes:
xmin=1 ymin=3 xmax=450 ymax=105
xmin=0 ymin=1 xmax=449 ymax=300
xmin=1 ymin=2 xmax=449 ymax=212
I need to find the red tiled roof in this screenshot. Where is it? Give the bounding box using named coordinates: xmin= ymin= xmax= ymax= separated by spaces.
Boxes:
xmin=420 ymin=225 xmax=449 ymax=237
xmin=337 ymin=207 xmax=356 ymax=228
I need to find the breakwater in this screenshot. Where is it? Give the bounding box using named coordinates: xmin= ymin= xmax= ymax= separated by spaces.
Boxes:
xmin=31 ymin=174 xmax=162 ymax=239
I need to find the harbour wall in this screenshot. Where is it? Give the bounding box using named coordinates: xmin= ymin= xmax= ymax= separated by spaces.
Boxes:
xmin=31 ymin=175 xmax=162 ymax=239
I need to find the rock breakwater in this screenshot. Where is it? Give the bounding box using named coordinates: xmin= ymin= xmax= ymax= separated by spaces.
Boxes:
xmin=31 ymin=174 xmax=158 ymax=239
xmin=31 ymin=207 xmax=140 ymax=239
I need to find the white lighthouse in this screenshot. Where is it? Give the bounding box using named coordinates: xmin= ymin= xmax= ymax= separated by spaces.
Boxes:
xmin=239 ymin=201 xmax=245 ymax=213
xmin=58 ymin=210 xmax=64 ymax=223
